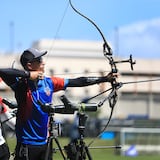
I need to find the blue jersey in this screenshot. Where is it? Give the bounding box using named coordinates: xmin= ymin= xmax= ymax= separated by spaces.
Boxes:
xmin=13 ymin=76 xmax=69 ymax=145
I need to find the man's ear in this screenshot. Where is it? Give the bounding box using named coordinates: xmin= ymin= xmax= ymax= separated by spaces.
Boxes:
xmin=26 ymin=63 xmax=32 ymax=70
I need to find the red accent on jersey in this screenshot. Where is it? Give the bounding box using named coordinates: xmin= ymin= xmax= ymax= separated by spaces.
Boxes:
xmin=51 ymin=77 xmax=65 ymax=92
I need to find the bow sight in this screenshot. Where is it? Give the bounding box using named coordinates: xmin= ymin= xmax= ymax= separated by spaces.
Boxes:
xmin=113 ymin=54 xmax=136 ymax=71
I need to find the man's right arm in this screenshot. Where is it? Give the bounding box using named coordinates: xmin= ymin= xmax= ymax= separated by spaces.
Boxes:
xmin=0 ymin=68 xmax=30 ymax=78
xmin=0 ymin=68 xmax=30 ymax=87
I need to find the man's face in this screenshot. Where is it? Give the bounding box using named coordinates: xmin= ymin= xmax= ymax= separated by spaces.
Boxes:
xmin=27 ymin=57 xmax=45 ymax=73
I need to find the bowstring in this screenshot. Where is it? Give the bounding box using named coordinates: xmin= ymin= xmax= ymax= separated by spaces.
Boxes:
xmin=45 ymin=1 xmax=70 ymax=61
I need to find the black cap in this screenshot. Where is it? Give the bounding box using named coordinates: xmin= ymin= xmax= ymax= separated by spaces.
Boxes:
xmin=20 ymin=48 xmax=47 ymax=67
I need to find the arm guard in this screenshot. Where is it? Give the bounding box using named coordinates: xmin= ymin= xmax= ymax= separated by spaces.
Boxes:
xmin=67 ymin=76 xmax=108 ymax=87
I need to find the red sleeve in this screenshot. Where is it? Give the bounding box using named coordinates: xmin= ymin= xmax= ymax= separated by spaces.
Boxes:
xmin=51 ymin=77 xmax=65 ymax=92
xmin=0 ymin=97 xmax=7 ymax=113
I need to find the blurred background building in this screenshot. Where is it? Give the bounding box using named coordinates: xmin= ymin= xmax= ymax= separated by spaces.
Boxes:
xmin=0 ymin=39 xmax=160 ymax=120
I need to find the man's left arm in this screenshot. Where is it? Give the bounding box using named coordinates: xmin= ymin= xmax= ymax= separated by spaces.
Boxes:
xmin=67 ymin=72 xmax=117 ymax=87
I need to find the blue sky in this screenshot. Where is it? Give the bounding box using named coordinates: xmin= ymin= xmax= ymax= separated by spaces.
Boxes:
xmin=1 ymin=0 xmax=160 ymax=59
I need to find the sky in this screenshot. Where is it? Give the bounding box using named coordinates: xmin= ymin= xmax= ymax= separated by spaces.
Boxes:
xmin=1 ymin=0 xmax=160 ymax=59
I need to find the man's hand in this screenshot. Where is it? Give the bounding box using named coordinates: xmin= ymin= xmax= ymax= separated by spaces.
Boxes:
xmin=29 ymin=71 xmax=44 ymax=80
xmin=106 ymin=72 xmax=118 ymax=82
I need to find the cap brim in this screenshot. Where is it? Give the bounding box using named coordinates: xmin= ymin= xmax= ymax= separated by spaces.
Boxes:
xmin=34 ymin=51 xmax=47 ymax=59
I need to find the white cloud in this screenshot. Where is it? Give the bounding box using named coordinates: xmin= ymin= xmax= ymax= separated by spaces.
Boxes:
xmin=110 ymin=18 xmax=160 ymax=59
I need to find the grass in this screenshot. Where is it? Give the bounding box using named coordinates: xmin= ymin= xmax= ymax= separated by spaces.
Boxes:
xmin=7 ymin=137 xmax=160 ymax=160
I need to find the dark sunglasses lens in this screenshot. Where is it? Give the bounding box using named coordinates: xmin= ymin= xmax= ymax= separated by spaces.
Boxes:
xmin=37 ymin=57 xmax=42 ymax=63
